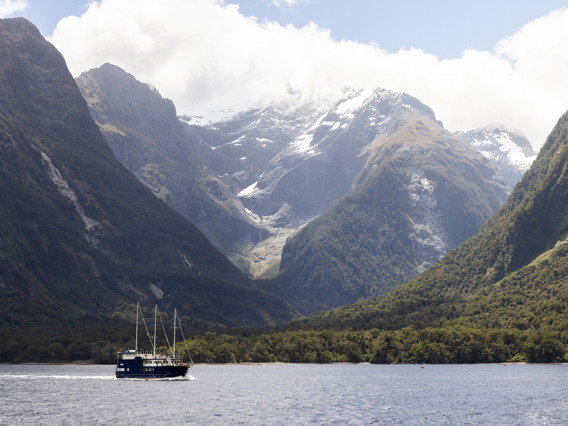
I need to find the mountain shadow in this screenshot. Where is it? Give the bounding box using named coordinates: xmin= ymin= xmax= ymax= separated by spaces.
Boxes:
xmin=76 ymin=64 xmax=267 ymax=263
xmin=0 ymin=18 xmax=294 ymax=328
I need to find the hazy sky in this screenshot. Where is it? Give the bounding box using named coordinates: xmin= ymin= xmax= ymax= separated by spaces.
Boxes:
xmin=4 ymin=0 xmax=568 ymax=149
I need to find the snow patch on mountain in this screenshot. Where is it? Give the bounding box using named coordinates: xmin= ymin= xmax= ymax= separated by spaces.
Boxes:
xmin=334 ymin=87 xmax=374 ymax=119
xmin=239 ymin=181 xmax=258 ymax=197
xmin=407 ymin=169 xmax=448 ymax=268
xmin=257 ymin=137 xmax=273 ymax=144
xmin=456 ymin=125 xmax=537 ymax=187
xmin=470 ymin=129 xmax=534 ymax=170
xmin=291 ymin=132 xmax=316 ymax=155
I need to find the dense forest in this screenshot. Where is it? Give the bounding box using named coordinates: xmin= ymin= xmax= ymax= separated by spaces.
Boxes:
xmin=3 ymin=325 xmax=565 ymax=365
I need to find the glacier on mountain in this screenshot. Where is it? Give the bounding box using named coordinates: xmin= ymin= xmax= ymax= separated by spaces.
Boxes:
xmin=456 ymin=125 xmax=536 ymax=187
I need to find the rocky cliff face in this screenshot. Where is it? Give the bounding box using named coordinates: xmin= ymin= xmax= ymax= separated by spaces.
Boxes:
xmin=0 ymin=19 xmax=294 ymax=327
xmin=76 ymin=64 xmax=265 ymax=260
xmin=456 ymin=125 xmax=536 ymax=187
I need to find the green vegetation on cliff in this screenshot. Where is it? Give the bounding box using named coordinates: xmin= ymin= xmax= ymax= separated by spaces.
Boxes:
xmin=277 ymin=109 xmax=568 ymax=342
xmin=171 ymin=109 xmax=568 ymax=365
xmin=266 ymin=119 xmax=508 ymax=315
xmin=0 ymin=18 xmax=294 ymax=329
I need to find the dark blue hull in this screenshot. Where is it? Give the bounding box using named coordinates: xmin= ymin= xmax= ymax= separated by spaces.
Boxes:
xmin=116 ymin=357 xmax=189 ymax=379
xmin=115 ymin=366 xmax=188 ymax=379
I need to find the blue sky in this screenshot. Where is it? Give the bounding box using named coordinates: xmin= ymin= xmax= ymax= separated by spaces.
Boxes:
xmin=17 ymin=0 xmax=568 ymax=58
xmin=4 ymin=0 xmax=568 ymax=148
xmin=229 ymin=0 xmax=568 ymax=58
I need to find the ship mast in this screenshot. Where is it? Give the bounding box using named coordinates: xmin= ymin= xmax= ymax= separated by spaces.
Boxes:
xmin=173 ymin=308 xmax=177 ymax=359
xmin=153 ymin=305 xmax=157 ymax=357
xmin=135 ymin=302 xmax=139 ymax=353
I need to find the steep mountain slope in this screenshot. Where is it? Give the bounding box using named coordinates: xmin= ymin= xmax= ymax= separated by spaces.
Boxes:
xmin=238 ymin=90 xmax=446 ymax=224
xmin=456 ymin=125 xmax=536 ymax=187
xmin=0 ymin=18 xmax=294 ymax=327
xmin=75 ymin=64 xmax=265 ymax=258
xmin=189 ymin=89 xmax=511 ymax=278
xmin=187 ymin=103 xmax=325 ymax=195
xmin=187 ymin=102 xmax=329 ymax=274
xmin=266 ymin=108 xmax=510 ymax=314
xmin=299 ymin=108 xmax=568 ymax=332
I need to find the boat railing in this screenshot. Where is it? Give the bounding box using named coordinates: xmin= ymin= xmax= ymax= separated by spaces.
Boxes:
xmin=119 ymin=349 xmax=187 ymax=362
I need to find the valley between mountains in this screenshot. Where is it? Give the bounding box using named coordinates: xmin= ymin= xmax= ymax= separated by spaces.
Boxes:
xmin=3 ymin=18 xmax=568 ymax=365
xmin=77 ymin=63 xmax=527 ymax=315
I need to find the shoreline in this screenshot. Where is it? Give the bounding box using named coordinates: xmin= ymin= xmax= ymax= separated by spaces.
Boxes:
xmin=3 ymin=361 xmax=554 ymax=367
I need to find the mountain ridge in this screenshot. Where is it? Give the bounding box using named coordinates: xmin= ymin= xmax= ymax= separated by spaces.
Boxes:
xmin=293 ymin=108 xmax=568 ymax=332
xmin=76 ymin=63 xmax=266 ymax=258
xmin=456 ymin=125 xmax=536 ymax=187
xmin=0 ymin=18 xmax=294 ymax=328
xmin=264 ymin=104 xmax=510 ymax=314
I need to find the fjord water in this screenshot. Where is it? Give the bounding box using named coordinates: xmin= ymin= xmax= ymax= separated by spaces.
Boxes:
xmin=1 ymin=364 xmax=566 ymax=424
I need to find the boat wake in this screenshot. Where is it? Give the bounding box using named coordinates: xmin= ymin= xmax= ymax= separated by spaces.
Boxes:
xmin=0 ymin=374 xmax=198 ymax=381
xmin=0 ymin=374 xmax=115 ymax=380
xmin=123 ymin=375 xmax=195 ymax=381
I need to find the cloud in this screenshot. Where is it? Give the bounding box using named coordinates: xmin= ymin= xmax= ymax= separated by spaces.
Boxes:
xmin=0 ymin=0 xmax=27 ymax=18
xmin=272 ymin=0 xmax=297 ymax=7
xmin=272 ymin=0 xmax=312 ymax=7
xmin=49 ymin=0 xmax=568 ymax=149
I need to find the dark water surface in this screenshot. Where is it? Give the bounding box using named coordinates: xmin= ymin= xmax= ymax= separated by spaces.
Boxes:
xmin=0 ymin=363 xmax=567 ymax=424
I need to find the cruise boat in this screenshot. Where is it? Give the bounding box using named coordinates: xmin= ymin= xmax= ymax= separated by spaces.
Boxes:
xmin=116 ymin=304 xmax=193 ymax=379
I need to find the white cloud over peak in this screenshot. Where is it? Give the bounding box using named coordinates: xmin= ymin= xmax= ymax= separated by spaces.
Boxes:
xmin=49 ymin=0 xmax=568 ymax=149
xmin=0 ymin=0 xmax=27 ymax=18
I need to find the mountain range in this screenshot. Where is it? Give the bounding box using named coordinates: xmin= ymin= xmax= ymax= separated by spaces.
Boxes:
xmin=1 ymin=16 xmax=555 ymax=361
xmin=76 ymin=67 xmax=526 ymax=314
xmin=75 ymin=63 xmax=542 ymax=315
xmin=299 ymin=107 xmax=568 ymax=337
xmin=77 ymin=67 xmax=536 ymax=289
xmin=0 ymin=18 xmax=293 ymax=328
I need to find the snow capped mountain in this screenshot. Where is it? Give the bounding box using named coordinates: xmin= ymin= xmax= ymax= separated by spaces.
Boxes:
xmin=188 ymin=87 xmax=499 ymax=277
xmin=78 ymin=65 xmax=511 ymax=282
xmin=186 ymin=103 xmax=328 ymax=195
xmin=271 ymin=107 xmax=510 ymax=314
xmin=239 ymin=88 xmax=441 ymax=221
xmin=455 ymin=125 xmax=537 ymax=187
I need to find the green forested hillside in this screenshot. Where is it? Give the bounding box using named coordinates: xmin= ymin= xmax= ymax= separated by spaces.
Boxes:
xmin=0 ymin=18 xmax=294 ymax=329
xmin=265 ymin=118 xmax=508 ymax=314
xmin=170 ymin=110 xmax=568 ymax=365
xmin=286 ymin=109 xmax=568 ymax=334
